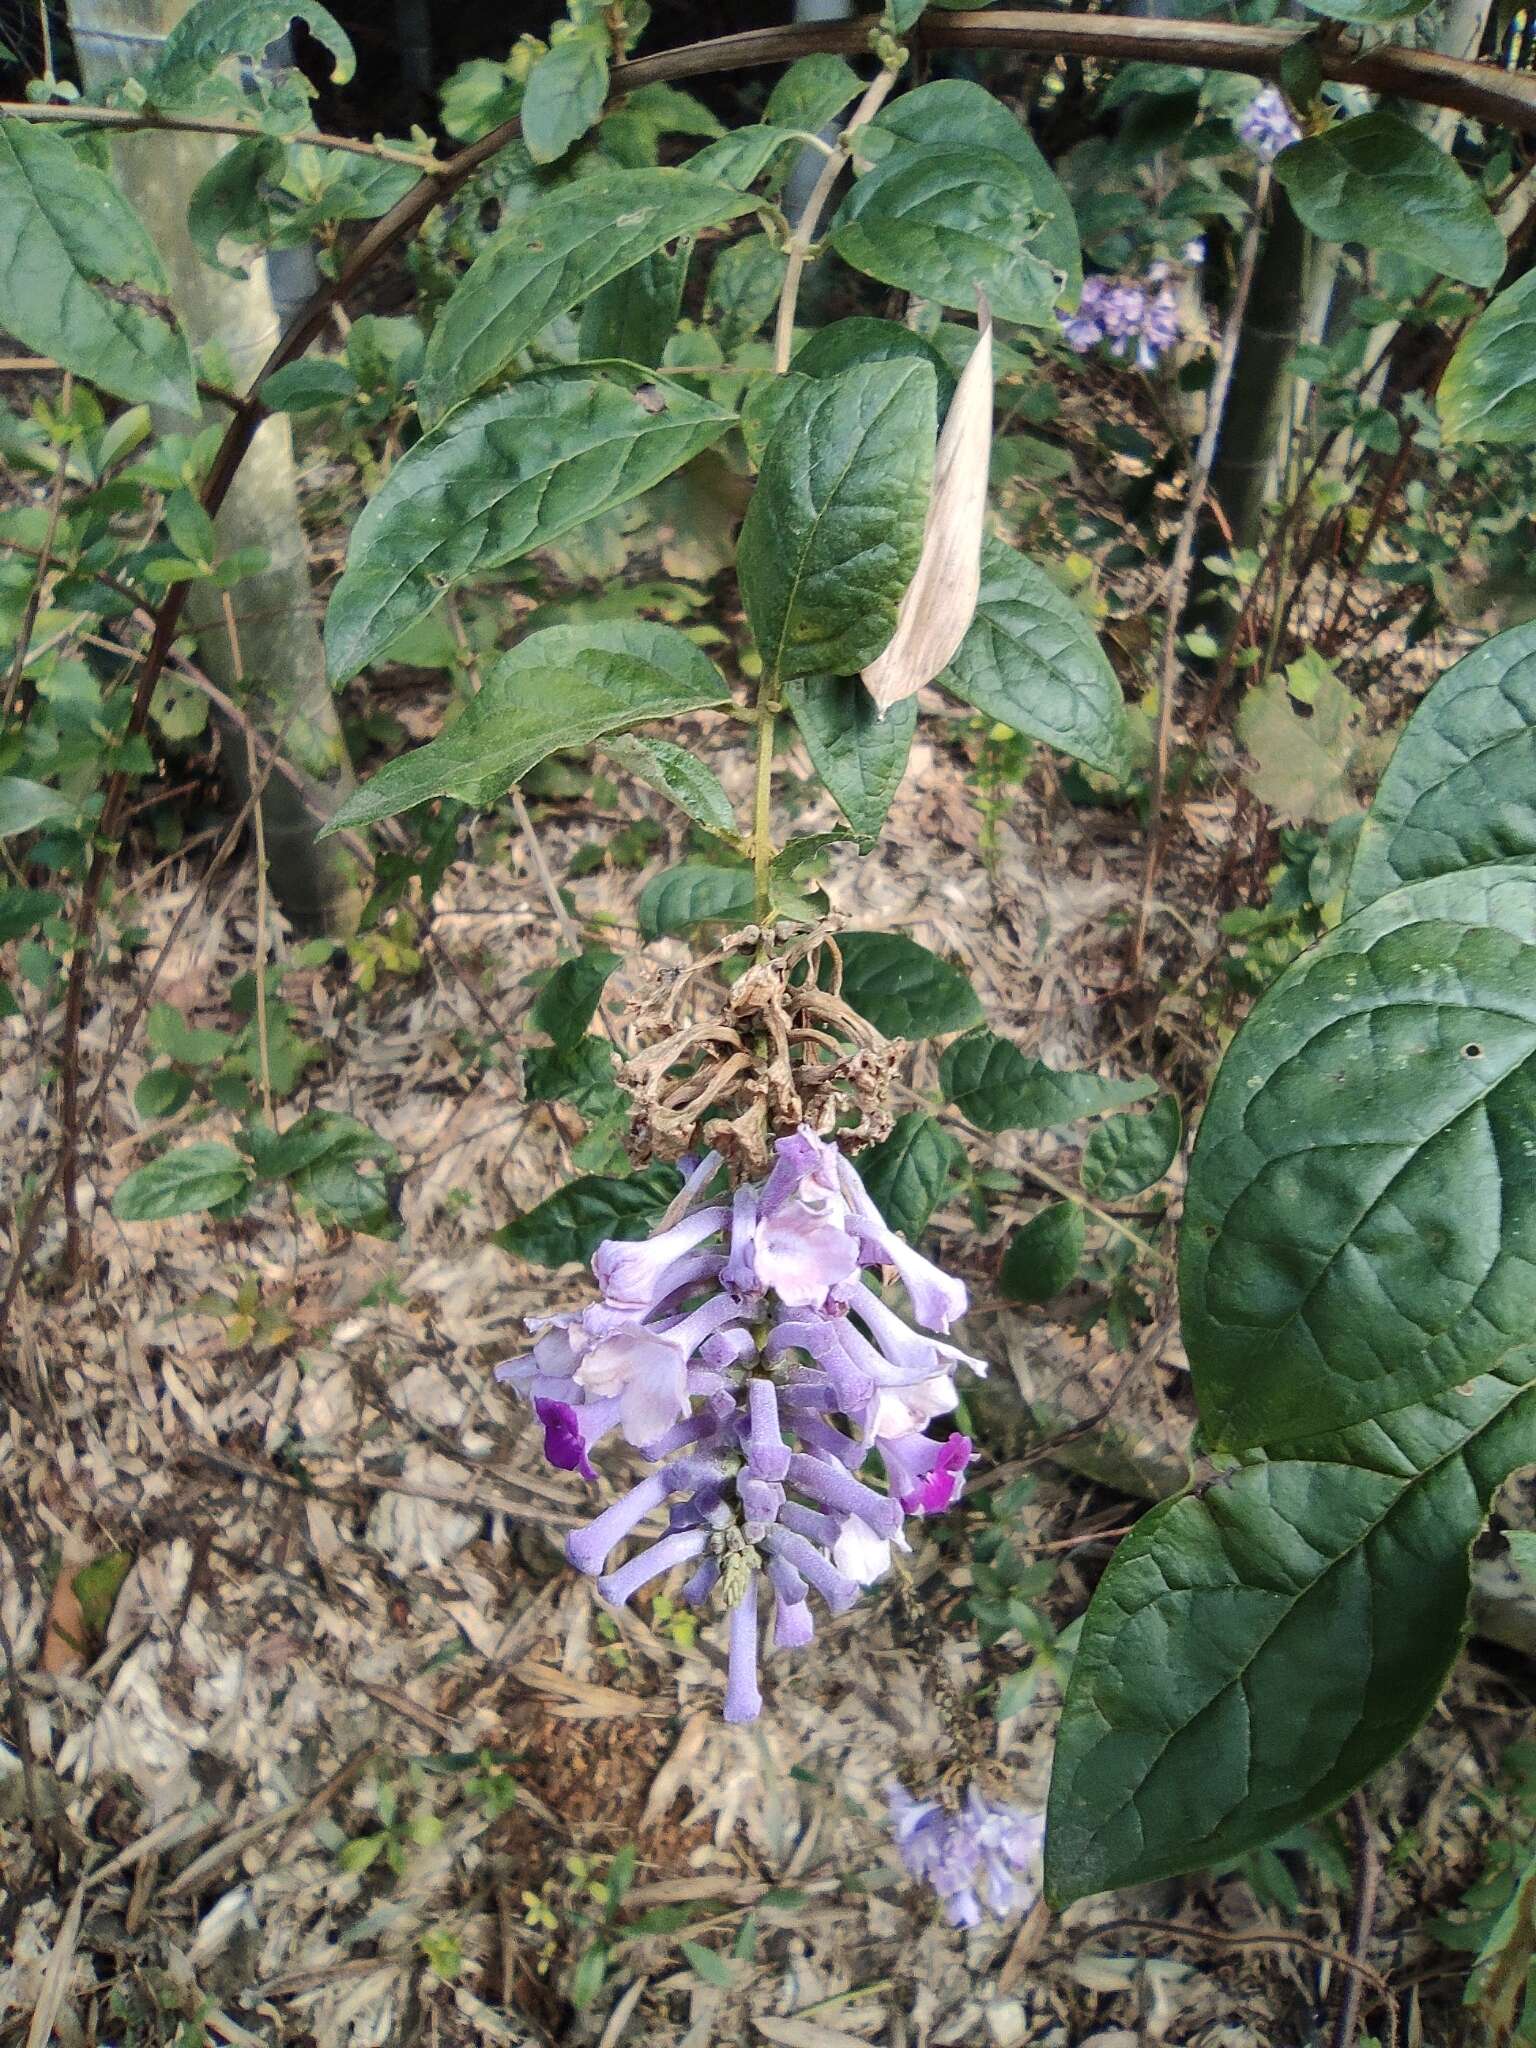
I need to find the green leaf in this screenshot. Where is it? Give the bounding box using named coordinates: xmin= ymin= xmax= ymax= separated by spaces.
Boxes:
xmin=261 ymin=357 xmax=359 ymax=413
xmin=114 ymin=1142 xmax=251 ymax=1222
xmin=72 ymin=1551 xmax=132 ymax=1638
xmin=835 ymin=931 xmax=982 ymax=1040
xmin=532 ymin=948 xmax=620 ymax=1051
xmin=327 ymin=619 xmax=729 ymax=830
xmin=165 ymin=489 xmax=216 ymax=567
xmin=1081 ymin=1093 xmax=1181 ymax=1199
xmin=1045 ymin=1372 xmax=1536 ymax=1902
xmin=187 ymin=134 xmax=283 ymax=273
xmin=637 ymin=862 xmax=754 ymax=939
xmin=941 ymin=539 xmax=1131 ymax=778
xmin=855 ymin=1113 xmax=960 ymax=1239
xmin=417 ymin=170 xmax=755 ymax=423
xmin=521 ymin=28 xmax=609 ymax=166
xmin=1235 ymin=667 xmax=1364 ymax=827
xmin=1297 ymin=0 xmax=1426 ymax=23
xmin=0 ymin=888 xmax=59 ymax=943
xmin=1000 ymin=1202 xmax=1085 ymax=1303
xmin=831 ymin=147 xmax=1061 ymax=327
xmin=793 ymin=317 xmax=956 ymax=411
xmin=1181 ymin=864 xmax=1536 ymax=1451
xmin=681 ymin=1940 xmax=735 ymax=1990
xmin=146 ymin=0 xmax=354 ymax=101
xmin=493 ymin=1164 xmax=681 ymax=1267
xmin=783 ymin=676 xmax=911 ymax=847
xmin=145 ymin=1002 xmax=232 ymax=1065
xmin=0 ymin=777 xmax=74 ymax=838
xmin=134 ymin=1066 xmax=194 ymax=1120
xmin=941 ymin=1030 xmax=1154 ymax=1132
xmin=1347 ymin=622 xmax=1536 ymax=914
xmin=325 ymin=370 xmax=736 ymax=682
xmin=569 ymin=1938 xmax=610 ymax=2009
xmin=579 ymin=244 xmax=691 ymax=371
xmin=737 ymin=360 xmax=936 ymax=684
xmin=0 ymin=121 xmax=196 ymax=412
xmin=1441 ymin=270 xmax=1536 ymax=447
xmin=600 ymin=734 xmax=737 ymax=839
xmin=703 ymin=236 xmax=787 ymax=353
xmin=524 ymin=1037 xmax=621 ymax=1118
xmin=764 ymin=54 xmax=861 ymax=133
xmin=1273 ymin=114 xmax=1505 ymax=289
xmin=862 ymin=80 xmax=1080 ymax=302
xmin=687 ymin=125 xmax=800 ymax=194
xmin=739 ymin=372 xmax=808 ymax=470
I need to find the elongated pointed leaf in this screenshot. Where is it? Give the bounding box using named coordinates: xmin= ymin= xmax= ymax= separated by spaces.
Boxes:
xmin=0 ymin=121 xmax=196 ymax=411
xmin=1347 ymin=622 xmax=1536 ymax=913
xmin=835 ymin=932 xmax=982 ymax=1040
xmin=737 ymin=360 xmax=936 ymax=685
xmin=419 ymin=170 xmax=755 ymax=422
xmin=1274 ymin=113 xmax=1505 ymax=288
xmin=784 ymin=675 xmax=916 ymax=845
xmin=941 ymin=1029 xmax=1153 ymax=1132
xmin=520 ymin=28 xmax=609 ymax=166
xmin=493 ymin=1165 xmax=681 ymax=1267
xmin=1000 ymin=1201 xmax=1084 ymax=1303
xmin=114 ymin=1143 xmax=251 ymax=1221
xmin=1441 ymin=271 xmax=1536 ymax=447
xmin=831 ymin=147 xmax=1062 ymax=327
xmin=941 ymin=539 xmax=1131 ymax=778
xmin=1182 ymin=864 xmax=1536 ymax=1451
xmin=600 ymin=734 xmax=737 ymax=839
xmin=325 ymin=621 xmax=728 ymax=831
xmin=638 ymin=862 xmax=754 ymax=939
xmin=1046 ymin=1367 xmax=1536 ymax=1902
xmin=325 ymin=370 xmax=735 ymax=682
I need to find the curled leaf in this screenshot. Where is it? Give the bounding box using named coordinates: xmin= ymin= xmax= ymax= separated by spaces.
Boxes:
xmin=861 ymin=300 xmax=993 ymax=715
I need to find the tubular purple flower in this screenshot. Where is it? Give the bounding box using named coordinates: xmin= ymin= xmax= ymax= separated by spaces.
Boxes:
xmin=762 ymin=1526 xmax=861 ymax=1614
xmin=724 ymin=1575 xmax=763 ymax=1723
xmin=534 ymin=1398 xmax=598 ymax=1482
xmin=598 ymin=1526 xmax=709 ymax=1607
xmin=1238 ymin=85 xmax=1301 ymax=162
xmin=835 ymin=1156 xmax=969 ymax=1331
xmin=785 ymin=1451 xmax=903 ymax=1537
xmin=720 ymin=1184 xmax=761 ymax=1297
xmin=845 ymin=1287 xmax=985 ymax=1389
xmin=885 ymin=1781 xmax=1044 ymax=1928
xmin=591 ymin=1205 xmax=729 ymax=1309
xmin=879 ymin=1430 xmax=973 ymax=1515
xmin=566 ymin=1469 xmax=673 ymax=1578
xmin=747 ymin=1377 xmax=792 ymax=1483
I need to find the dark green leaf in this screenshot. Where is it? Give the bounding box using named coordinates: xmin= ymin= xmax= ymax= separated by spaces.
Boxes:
xmin=600 ymin=734 xmax=737 ymax=839
xmin=521 ymin=29 xmax=609 ymax=166
xmin=145 ymin=1003 xmax=232 ymax=1065
xmin=703 ymin=236 xmax=786 ymax=352
xmin=0 ymin=888 xmax=59 ymax=943
xmin=739 ymin=372 xmax=808 ymax=470
xmin=1000 ymin=1202 xmax=1084 ymax=1303
xmin=1182 ymin=865 xmax=1536 ymax=1450
xmin=637 ymin=862 xmax=754 ymax=939
xmin=579 ymin=244 xmax=691 ymax=371
xmin=1441 ymin=270 xmax=1536 ymax=447
xmin=146 ymin=0 xmax=354 ymax=101
xmin=532 ymin=949 xmax=620 ymax=1051
xmin=1046 ymin=1372 xmax=1536 ymax=1902
xmin=856 ymin=1113 xmax=960 ymax=1238
xmin=72 ymin=1551 xmax=132 ymax=1638
xmin=327 ymin=619 xmax=729 ymax=830
xmin=325 ymin=372 xmax=736 ymax=683
xmin=941 ymin=539 xmax=1131 ymax=778
xmin=1347 ymin=622 xmax=1536 ymax=913
xmin=835 ymin=931 xmax=982 ymax=1040
xmin=1081 ymin=1093 xmax=1181 ymax=1199
xmin=1297 ymin=0 xmax=1426 ymax=23
xmin=187 ymin=134 xmax=283 ymax=273
xmin=784 ymin=675 xmax=916 ymax=846
xmin=493 ymin=1164 xmax=681 ymax=1267
xmin=941 ymin=1030 xmax=1154 ymax=1132
xmin=0 ymin=121 xmax=196 ymax=411
xmin=737 ymin=360 xmax=936 ymax=684
xmin=793 ymin=317 xmax=956 ymax=411
xmin=523 ymin=1037 xmax=621 ymax=1116
xmin=114 ymin=1142 xmax=251 ymax=1222
xmin=569 ymin=1938 xmax=610 ymax=2009
xmin=418 ymin=170 xmax=754 ymax=422
xmin=831 ymin=147 xmax=1061 ymax=327
xmin=686 ymin=125 xmax=800 ymax=194
xmin=863 ymin=80 xmax=1079 ymax=301
xmin=261 ymin=358 xmax=359 ymax=413
xmin=134 ymin=1066 xmax=194 ymax=1120
xmin=1274 ymin=114 xmax=1505 ymax=288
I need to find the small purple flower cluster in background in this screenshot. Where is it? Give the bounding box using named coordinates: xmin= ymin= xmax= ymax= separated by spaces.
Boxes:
xmin=1238 ymin=85 xmax=1302 ymax=162
xmin=1058 ymin=267 xmax=1183 ymax=371
xmin=497 ymin=1128 xmax=985 ymax=1723
xmin=886 ymin=1781 xmax=1045 ymax=1927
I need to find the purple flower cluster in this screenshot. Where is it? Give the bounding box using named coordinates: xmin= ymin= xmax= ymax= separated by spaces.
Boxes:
xmin=1058 ymin=268 xmax=1182 ymax=371
xmin=496 ymin=1129 xmax=985 ymax=1722
xmin=1238 ymin=86 xmax=1301 ymax=162
xmin=886 ymin=1781 xmax=1045 ymax=1928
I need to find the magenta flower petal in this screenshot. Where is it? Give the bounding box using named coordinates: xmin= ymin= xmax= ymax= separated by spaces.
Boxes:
xmin=534 ymin=1398 xmax=597 ymax=1481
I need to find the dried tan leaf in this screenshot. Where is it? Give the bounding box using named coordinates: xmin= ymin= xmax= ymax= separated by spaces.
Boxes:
xmin=861 ymin=300 xmax=993 ymax=714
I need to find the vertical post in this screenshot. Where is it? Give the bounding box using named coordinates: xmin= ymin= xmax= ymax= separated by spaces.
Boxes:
xmin=67 ymin=0 xmax=363 ymax=935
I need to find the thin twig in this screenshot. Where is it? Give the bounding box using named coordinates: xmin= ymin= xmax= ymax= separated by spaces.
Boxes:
xmin=2 ymin=371 xmax=71 ymax=723
xmin=223 ymin=593 xmax=275 ymax=1126
xmin=1131 ymin=168 xmax=1269 ymax=974
xmin=1330 ymin=1792 xmax=1382 ymax=2048
xmin=0 ymin=97 xmax=442 ymax=170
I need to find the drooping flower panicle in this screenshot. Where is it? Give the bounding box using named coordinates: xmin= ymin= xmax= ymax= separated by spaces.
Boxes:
xmin=1238 ymin=86 xmax=1302 ymax=162
xmin=885 ymin=1780 xmax=1045 ymax=1928
xmin=1057 ymin=267 xmax=1184 ymax=372
xmin=496 ymin=1128 xmax=984 ymax=1722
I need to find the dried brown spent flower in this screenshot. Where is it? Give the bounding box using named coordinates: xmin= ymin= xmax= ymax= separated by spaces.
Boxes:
xmin=618 ymin=924 xmax=903 ymax=1173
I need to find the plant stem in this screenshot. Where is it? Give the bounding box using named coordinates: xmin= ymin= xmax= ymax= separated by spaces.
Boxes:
xmin=751 ymin=685 xmax=779 ymax=921
xmin=1131 ymin=167 xmax=1269 ymax=975
xmin=0 ymin=97 xmax=443 ymax=169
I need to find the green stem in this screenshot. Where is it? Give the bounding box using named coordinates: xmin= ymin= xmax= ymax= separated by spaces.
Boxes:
xmin=751 ymin=684 xmax=779 ymax=922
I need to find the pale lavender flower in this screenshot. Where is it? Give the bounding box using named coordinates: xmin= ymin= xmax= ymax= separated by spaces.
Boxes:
xmin=1238 ymin=86 xmax=1301 ymax=162
xmin=1137 ymin=285 xmax=1181 ymax=371
xmin=496 ymin=1127 xmax=985 ymax=1722
xmin=1181 ymin=236 xmax=1207 ymax=266
xmin=1057 ymin=269 xmax=1185 ymax=374
xmin=885 ymin=1781 xmax=1046 ymax=1928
